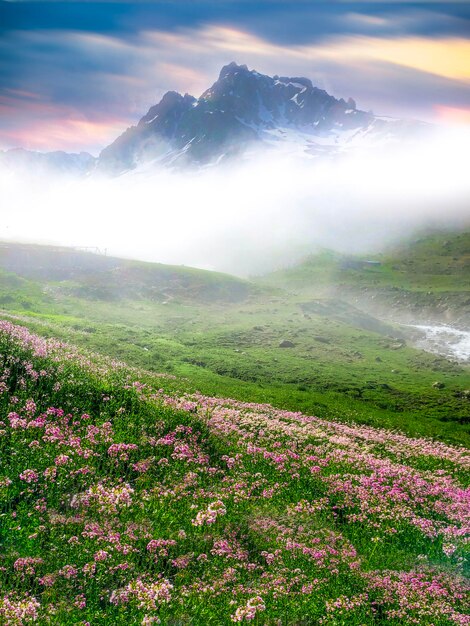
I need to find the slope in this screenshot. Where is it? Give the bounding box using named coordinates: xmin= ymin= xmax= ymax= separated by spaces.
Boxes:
xmin=261 ymin=230 xmax=470 ymax=327
xmin=0 ymin=242 xmax=256 ymax=304
xmin=1 ymin=239 xmax=469 ymax=446
xmin=0 ymin=320 xmax=468 ymax=625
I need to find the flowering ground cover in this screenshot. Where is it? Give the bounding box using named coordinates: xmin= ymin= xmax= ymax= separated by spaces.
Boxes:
xmin=1 ymin=320 xmax=469 ymax=624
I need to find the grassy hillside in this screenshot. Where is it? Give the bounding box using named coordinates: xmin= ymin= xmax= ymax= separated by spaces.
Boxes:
xmin=0 ymin=235 xmax=469 ymax=447
xmin=0 ymin=242 xmax=256 ymax=304
xmin=1 ymin=320 xmax=468 ymax=624
xmin=264 ymin=231 xmax=470 ymax=290
xmin=262 ymin=230 xmax=470 ymax=326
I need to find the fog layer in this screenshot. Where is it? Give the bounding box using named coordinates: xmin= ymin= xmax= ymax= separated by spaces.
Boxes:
xmin=1 ymin=128 xmax=469 ymax=276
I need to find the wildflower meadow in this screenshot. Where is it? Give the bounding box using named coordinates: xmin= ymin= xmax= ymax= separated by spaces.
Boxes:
xmin=0 ymin=320 xmax=468 ymax=624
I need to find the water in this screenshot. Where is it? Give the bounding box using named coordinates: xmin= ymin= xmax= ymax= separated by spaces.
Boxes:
xmin=409 ymin=324 xmax=470 ymax=363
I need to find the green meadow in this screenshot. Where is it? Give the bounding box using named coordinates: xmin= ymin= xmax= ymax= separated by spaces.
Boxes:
xmin=0 ymin=230 xmax=469 ymax=446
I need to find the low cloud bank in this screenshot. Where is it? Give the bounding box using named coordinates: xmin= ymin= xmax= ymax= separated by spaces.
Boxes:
xmin=1 ymin=128 xmax=469 ymax=276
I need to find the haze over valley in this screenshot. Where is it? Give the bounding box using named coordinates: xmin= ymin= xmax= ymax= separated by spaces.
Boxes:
xmin=1 ymin=64 xmax=469 ymax=276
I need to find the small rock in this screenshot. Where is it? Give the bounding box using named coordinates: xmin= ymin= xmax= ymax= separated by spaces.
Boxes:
xmin=432 ymin=381 xmax=445 ymax=389
xmin=313 ymin=336 xmax=330 ymax=344
xmin=279 ymin=340 xmax=295 ymax=348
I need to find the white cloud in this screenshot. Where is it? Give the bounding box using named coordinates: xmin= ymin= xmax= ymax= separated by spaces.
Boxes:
xmin=1 ymin=127 xmax=469 ymax=275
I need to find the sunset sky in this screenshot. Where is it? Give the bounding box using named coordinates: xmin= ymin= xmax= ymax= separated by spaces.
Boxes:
xmin=1 ymin=0 xmax=469 ymax=154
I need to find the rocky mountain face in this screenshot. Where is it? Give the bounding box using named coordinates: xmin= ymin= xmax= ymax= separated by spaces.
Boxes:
xmin=2 ymin=63 xmax=427 ymax=176
xmin=98 ymin=62 xmax=426 ymax=173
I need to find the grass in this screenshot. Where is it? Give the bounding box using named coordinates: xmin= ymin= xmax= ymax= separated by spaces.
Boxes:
xmin=0 ymin=320 xmax=468 ymax=624
xmin=2 ymin=304 xmax=469 ymax=444
xmin=263 ymin=231 xmax=470 ymax=292
xmin=0 ymin=230 xmax=469 ymax=448
xmin=261 ymin=230 xmax=470 ymax=325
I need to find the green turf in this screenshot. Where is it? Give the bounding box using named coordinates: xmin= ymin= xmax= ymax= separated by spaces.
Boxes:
xmin=1 ymin=230 xmax=469 ymax=447
xmin=1 ymin=315 xmax=468 ymax=624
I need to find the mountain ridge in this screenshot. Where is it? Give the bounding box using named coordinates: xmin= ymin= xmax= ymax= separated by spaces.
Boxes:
xmin=0 ymin=147 xmax=95 ymax=176
xmin=1 ymin=62 xmax=429 ymax=175
xmin=98 ymin=61 xmax=428 ymax=173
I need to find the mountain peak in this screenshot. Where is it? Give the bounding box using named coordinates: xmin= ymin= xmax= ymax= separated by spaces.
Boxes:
xmin=218 ymin=61 xmax=250 ymax=81
xmin=139 ymin=91 xmax=196 ymax=126
xmin=161 ymin=90 xmax=184 ymax=104
xmin=97 ymin=62 xmax=421 ymax=172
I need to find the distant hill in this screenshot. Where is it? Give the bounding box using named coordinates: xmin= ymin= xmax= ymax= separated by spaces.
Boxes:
xmin=0 ymin=242 xmax=256 ymax=304
xmin=261 ymin=230 xmax=470 ymax=327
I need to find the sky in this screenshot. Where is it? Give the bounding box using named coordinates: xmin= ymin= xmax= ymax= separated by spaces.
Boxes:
xmin=1 ymin=0 xmax=469 ymax=154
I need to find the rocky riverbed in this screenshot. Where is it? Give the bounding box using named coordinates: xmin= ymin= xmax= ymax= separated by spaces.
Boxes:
xmin=408 ymin=324 xmax=470 ymax=363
